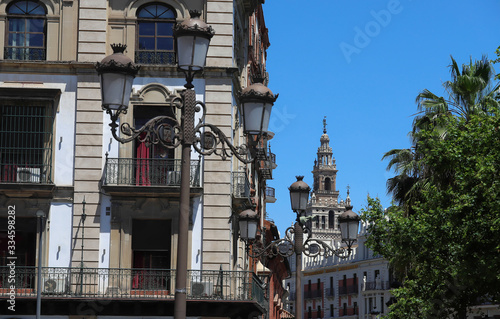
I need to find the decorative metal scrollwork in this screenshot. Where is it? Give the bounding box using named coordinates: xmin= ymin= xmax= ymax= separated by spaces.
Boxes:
xmin=247 ymin=221 xmax=351 ymax=260
xmin=105 ymin=90 xmax=254 ymax=163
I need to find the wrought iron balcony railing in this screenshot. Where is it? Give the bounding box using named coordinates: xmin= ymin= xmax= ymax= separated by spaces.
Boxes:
xmin=265 ymin=186 xmax=275 ymax=198
xmin=0 ymin=266 xmax=265 ymax=307
xmin=338 ymin=284 xmax=358 ymax=295
xmin=104 ymin=158 xmax=200 ymax=187
xmin=232 ymin=172 xmax=250 ymax=199
xmin=304 ymin=289 xmax=322 ymax=299
xmin=363 ymin=280 xmax=390 ymax=291
xmin=135 ymin=51 xmax=175 ymax=65
xmin=4 ymin=47 xmax=46 ymax=60
xmin=325 ymin=287 xmax=334 ymax=297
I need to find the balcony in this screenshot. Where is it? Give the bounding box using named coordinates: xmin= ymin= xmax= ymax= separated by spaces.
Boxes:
xmin=338 ymin=284 xmax=358 ymax=295
xmin=255 ymin=147 xmax=276 ymax=180
xmin=135 ymin=50 xmax=175 ymax=65
xmin=102 ymin=158 xmax=201 ymax=197
xmin=232 ymin=172 xmax=252 ymax=209
xmin=4 ymin=47 xmax=46 ymax=60
xmin=363 ymin=280 xmax=390 ymax=291
xmin=339 ymin=307 xmax=358 ymax=317
xmin=325 ymin=287 xmax=335 ymax=298
xmin=265 ymin=186 xmax=276 ymax=203
xmin=0 ymin=266 xmax=266 ymax=317
xmin=304 ymin=289 xmax=322 ymax=299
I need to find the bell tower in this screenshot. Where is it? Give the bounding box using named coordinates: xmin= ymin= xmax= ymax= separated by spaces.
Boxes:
xmin=312 ymin=117 xmax=339 ymax=203
xmin=306 ymin=117 xmax=350 ymax=240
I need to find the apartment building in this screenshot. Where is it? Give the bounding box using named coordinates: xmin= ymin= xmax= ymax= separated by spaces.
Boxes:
xmin=0 ymin=0 xmax=281 ymax=318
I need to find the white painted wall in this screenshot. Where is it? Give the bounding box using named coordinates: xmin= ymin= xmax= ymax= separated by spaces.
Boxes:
xmin=0 ymin=74 xmax=77 ymax=186
xmin=48 ymin=203 xmax=73 ymax=267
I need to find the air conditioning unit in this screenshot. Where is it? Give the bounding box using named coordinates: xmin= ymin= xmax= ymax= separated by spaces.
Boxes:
xmin=190 ymin=281 xmax=213 ymax=297
xmin=17 ymin=167 xmax=41 ymax=183
xmin=43 ymin=276 xmax=68 ymax=294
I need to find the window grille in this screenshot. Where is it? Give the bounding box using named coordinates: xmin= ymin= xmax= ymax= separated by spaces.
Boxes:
xmin=0 ymin=101 xmax=54 ymax=183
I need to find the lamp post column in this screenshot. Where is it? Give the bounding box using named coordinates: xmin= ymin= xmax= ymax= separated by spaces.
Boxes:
xmin=174 ymin=88 xmax=196 ymax=319
xmin=35 ymin=210 xmax=46 ymax=319
xmin=294 ymin=221 xmax=304 ymax=319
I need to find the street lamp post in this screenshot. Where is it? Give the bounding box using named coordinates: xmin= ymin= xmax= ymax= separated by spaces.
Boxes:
xmin=96 ymin=10 xmax=277 ymax=319
xmin=35 ymin=209 xmax=46 ymax=319
xmin=238 ymin=176 xmax=361 ymax=319
xmin=80 ymin=197 xmax=86 ymax=295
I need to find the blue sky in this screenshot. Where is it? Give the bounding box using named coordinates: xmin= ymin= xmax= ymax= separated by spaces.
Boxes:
xmin=261 ymin=0 xmax=500 ymax=234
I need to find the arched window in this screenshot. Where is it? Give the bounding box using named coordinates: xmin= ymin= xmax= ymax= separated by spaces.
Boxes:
xmin=136 ymin=3 xmax=176 ymax=64
xmin=324 ymin=177 xmax=331 ymax=191
xmin=5 ymin=1 xmax=47 ymax=60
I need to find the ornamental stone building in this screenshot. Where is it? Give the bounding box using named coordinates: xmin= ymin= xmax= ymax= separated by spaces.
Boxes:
xmin=0 ymin=1 xmax=285 ymax=318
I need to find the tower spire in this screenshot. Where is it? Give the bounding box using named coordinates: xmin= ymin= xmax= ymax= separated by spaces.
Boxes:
xmin=323 ymin=116 xmax=327 ymax=134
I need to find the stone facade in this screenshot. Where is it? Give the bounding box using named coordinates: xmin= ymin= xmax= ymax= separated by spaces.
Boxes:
xmin=0 ymin=0 xmax=277 ymax=317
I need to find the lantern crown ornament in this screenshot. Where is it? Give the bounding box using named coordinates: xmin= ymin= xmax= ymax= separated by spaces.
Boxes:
xmin=174 ymin=10 xmax=215 ymax=88
xmin=173 ymin=10 xmax=215 ymax=40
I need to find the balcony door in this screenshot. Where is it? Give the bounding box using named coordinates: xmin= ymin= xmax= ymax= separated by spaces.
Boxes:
xmin=131 ymin=219 xmax=171 ymax=291
xmin=0 ymin=217 xmax=36 ymax=289
xmin=134 ymin=105 xmax=175 ymax=186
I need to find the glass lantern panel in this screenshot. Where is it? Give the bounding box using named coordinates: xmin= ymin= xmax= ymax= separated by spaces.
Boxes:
xmin=348 ymin=220 xmax=359 ymax=240
xmin=177 ymin=36 xmax=209 ymax=71
xmin=101 ymin=72 xmax=133 ymax=111
xmin=242 ymin=102 xmax=263 ymax=134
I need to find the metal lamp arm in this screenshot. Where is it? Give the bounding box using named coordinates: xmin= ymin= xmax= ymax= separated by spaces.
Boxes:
xmin=247 ymin=237 xmax=295 ymax=259
xmin=106 ymin=109 xmax=182 ymax=149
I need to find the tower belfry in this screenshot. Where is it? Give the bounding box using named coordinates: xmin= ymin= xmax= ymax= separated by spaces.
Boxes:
xmin=312 ymin=116 xmax=339 ymax=203
xmin=307 ymin=117 xmax=350 ymax=240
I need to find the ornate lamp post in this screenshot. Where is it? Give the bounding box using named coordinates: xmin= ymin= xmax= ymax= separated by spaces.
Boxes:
xmin=96 ymin=10 xmax=277 ymax=319
xmin=238 ymin=176 xmax=361 ymax=319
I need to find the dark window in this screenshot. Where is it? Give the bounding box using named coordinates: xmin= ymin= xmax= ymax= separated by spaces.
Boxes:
xmin=330 ymin=304 xmax=333 ymax=317
xmin=328 ymin=210 xmax=335 ymax=228
xmin=136 ymin=3 xmax=176 ymax=64
xmin=324 ymin=177 xmax=331 ymax=190
xmin=5 ymin=1 xmax=46 ymax=60
xmin=317 ymin=306 xmax=321 ymax=318
xmin=0 ymin=100 xmax=55 ymax=183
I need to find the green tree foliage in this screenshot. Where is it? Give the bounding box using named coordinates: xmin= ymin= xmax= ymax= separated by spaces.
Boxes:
xmin=382 ymin=56 xmax=500 ymax=216
xmin=361 ymin=56 xmax=500 ymax=318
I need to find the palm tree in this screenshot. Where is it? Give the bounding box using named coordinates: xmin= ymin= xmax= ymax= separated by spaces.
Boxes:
xmin=415 ymin=55 xmax=499 ymax=123
xmin=384 ymin=56 xmax=500 ymax=212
